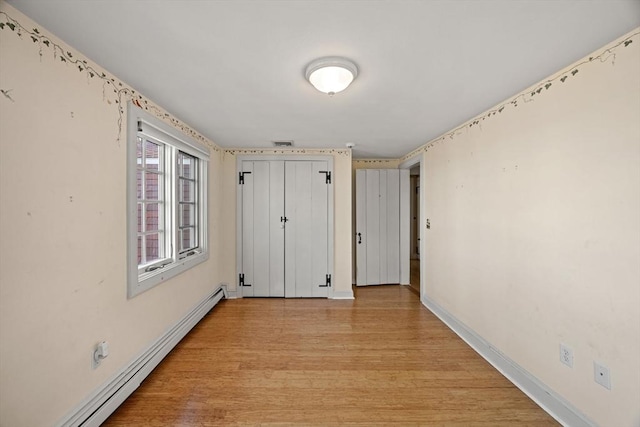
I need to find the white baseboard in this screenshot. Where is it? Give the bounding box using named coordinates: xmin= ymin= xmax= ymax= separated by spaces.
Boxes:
xmin=331 ymin=290 xmax=355 ymax=299
xmin=220 ymin=283 xmax=237 ymax=299
xmin=231 ymin=287 xmax=353 ymax=300
xmin=422 ymin=296 xmax=597 ymax=427
xmin=56 ymin=286 xmax=226 ymax=427
xmin=224 ymin=291 xmax=238 ymax=299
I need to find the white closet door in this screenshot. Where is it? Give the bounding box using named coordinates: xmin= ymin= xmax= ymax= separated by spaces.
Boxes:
xmin=365 ymin=169 xmax=381 ymax=285
xmin=356 ymin=169 xmax=408 ymax=286
xmin=241 ymin=162 xmax=255 ymax=296
xmin=379 ymin=170 xmax=389 ymax=283
xmin=240 ymin=161 xmax=285 ymax=297
xmin=386 ymin=169 xmax=401 ymax=283
xmin=309 ymin=161 xmax=329 ymax=298
xmin=355 ymin=170 xmax=367 ymax=285
xmin=284 ymin=161 xmax=329 ymax=298
xmin=269 ymin=162 xmax=285 ymax=297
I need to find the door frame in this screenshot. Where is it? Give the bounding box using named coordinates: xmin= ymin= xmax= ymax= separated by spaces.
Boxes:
xmin=236 ymin=155 xmax=335 ymax=298
xmin=399 ymin=155 xmax=424 ymax=298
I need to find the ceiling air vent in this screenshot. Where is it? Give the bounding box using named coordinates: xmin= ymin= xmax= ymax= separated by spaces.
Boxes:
xmin=273 ymin=140 xmax=293 ymax=147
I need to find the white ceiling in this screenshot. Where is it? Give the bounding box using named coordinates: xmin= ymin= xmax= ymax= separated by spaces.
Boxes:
xmin=8 ymin=0 xmax=640 ymax=159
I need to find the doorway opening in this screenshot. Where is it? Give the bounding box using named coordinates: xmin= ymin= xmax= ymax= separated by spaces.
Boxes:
xmin=409 ymin=165 xmax=420 ymax=295
xmin=399 ymin=156 xmax=422 ymax=298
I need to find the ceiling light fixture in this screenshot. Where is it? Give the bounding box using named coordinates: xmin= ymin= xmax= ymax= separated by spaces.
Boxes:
xmin=305 ymin=57 xmax=358 ymax=96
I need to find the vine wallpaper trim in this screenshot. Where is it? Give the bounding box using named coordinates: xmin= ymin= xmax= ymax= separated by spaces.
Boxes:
xmin=224 ymin=148 xmax=351 ymax=157
xmin=398 ymin=29 xmax=639 ymax=164
xmin=0 ymin=9 xmax=220 ymax=152
xmin=353 ymin=159 xmax=400 ymax=165
xmin=1 ymin=7 xmax=636 ymax=162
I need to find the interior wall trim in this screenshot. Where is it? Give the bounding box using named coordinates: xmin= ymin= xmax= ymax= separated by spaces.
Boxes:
xmin=54 ymin=286 xmax=226 ymax=427
xmin=422 ymin=296 xmax=597 ymax=427
xmin=331 ymin=290 xmax=355 ymax=300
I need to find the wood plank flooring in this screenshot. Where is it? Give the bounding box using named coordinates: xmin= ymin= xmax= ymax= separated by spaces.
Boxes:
xmin=103 ymin=285 xmax=559 ymax=426
xmin=409 ymin=259 xmax=420 ymax=295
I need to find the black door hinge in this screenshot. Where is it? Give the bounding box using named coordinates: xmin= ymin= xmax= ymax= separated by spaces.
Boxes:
xmin=320 ymin=274 xmax=332 ymax=288
xmin=239 ymin=171 xmax=252 ymax=185
xmin=318 ymin=170 xmax=331 ymax=184
xmin=239 ymin=273 xmax=251 ymax=287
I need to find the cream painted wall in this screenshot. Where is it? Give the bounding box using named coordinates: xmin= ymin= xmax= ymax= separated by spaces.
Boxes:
xmin=2 ymin=2 xmax=637 ymax=426
xmin=418 ymin=29 xmax=639 ymax=427
xmin=220 ymin=149 xmax=353 ymax=297
xmin=0 ymin=4 xmax=224 ymax=426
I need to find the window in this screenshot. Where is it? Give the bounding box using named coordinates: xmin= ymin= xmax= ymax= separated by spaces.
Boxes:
xmin=127 ymin=103 xmax=209 ymax=297
xmin=177 ymin=151 xmax=198 ymax=257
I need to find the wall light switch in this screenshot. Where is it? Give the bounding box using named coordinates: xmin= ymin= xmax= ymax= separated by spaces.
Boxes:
xmin=92 ymin=341 xmax=109 ymax=369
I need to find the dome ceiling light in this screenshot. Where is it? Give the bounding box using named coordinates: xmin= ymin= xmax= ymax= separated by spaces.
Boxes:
xmin=305 ymin=57 xmax=358 ymax=96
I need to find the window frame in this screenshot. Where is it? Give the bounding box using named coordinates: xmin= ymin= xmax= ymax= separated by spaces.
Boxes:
xmin=136 ymin=136 xmax=171 ymax=272
xmin=176 ymin=151 xmax=199 ymax=258
xmin=127 ymin=102 xmax=209 ymax=298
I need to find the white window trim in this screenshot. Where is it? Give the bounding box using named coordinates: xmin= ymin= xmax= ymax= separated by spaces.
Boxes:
xmin=127 ymin=102 xmax=209 ymax=298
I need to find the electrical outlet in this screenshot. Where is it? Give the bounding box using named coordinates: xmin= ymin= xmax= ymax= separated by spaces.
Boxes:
xmin=559 ymin=343 xmax=573 ymax=368
xmin=594 ymin=362 xmax=611 ymax=390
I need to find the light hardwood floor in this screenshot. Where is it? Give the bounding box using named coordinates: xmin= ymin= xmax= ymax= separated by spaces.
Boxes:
xmin=409 ymin=259 xmax=420 ymax=295
xmin=104 ymin=285 xmax=559 ymax=426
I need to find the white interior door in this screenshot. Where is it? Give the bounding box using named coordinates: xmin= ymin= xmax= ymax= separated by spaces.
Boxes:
xmin=356 ymin=169 xmax=409 ymax=286
xmin=355 ymin=169 xmax=367 ymax=285
xmin=365 ymin=169 xmax=381 ymax=284
xmin=386 ymin=170 xmax=401 ymax=283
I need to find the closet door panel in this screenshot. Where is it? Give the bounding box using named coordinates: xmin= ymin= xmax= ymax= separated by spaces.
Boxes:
xmin=269 ymin=161 xmax=285 ymax=297
xmin=311 ymin=161 xmax=329 ymax=298
xmin=284 ymin=162 xmax=296 ymax=297
xmin=284 ymin=161 xmax=330 ymax=297
xmin=387 ymin=169 xmax=400 ymax=283
xmin=285 ymin=162 xmax=312 ymax=297
xmin=379 ymin=170 xmax=389 ymax=283
xmin=365 ymin=170 xmax=380 ymax=285
xmin=252 ymin=161 xmax=272 ymax=297
xmin=241 ymin=162 xmax=255 ymax=297
xmin=355 ymin=170 xmax=367 ymax=286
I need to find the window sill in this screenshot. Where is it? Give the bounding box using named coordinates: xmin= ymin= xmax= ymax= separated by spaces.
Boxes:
xmin=128 ymin=251 xmax=209 ymax=298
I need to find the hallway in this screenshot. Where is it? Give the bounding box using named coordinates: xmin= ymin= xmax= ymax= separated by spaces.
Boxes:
xmin=409 ymin=259 xmax=420 ymax=295
xmin=104 ymin=286 xmax=558 ymax=426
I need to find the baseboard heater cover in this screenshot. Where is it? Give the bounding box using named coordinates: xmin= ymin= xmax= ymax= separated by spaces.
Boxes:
xmin=56 ymin=286 xmax=226 ymax=427
xmin=421 ymin=296 xmax=597 ymax=427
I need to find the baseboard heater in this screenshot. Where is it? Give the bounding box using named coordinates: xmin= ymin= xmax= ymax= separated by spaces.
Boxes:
xmin=56 ymin=286 xmax=227 ymax=427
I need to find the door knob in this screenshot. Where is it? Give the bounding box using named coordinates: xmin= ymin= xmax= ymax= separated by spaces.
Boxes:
xmin=357 ymin=232 xmax=362 ymax=244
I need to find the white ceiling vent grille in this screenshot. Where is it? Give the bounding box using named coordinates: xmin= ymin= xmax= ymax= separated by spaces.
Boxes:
xmin=273 ymin=140 xmax=293 ymax=147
